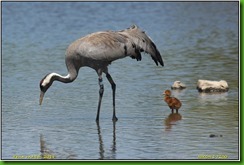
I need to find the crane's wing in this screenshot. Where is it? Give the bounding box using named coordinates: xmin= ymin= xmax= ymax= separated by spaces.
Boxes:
xmin=118 ymin=25 xmax=164 ymax=66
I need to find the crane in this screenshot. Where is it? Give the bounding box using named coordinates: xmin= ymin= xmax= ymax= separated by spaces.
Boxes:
xmin=39 ymin=25 xmax=164 ymax=122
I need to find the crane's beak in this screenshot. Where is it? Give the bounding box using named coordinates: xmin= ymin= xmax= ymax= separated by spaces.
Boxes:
xmin=39 ymin=91 xmax=45 ymax=105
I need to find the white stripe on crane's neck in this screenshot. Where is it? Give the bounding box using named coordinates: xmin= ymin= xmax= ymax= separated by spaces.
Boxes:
xmin=41 ymin=73 xmax=70 ymax=86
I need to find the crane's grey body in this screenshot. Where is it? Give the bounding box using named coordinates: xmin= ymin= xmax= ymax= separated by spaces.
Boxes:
xmin=39 ymin=25 xmax=164 ymax=121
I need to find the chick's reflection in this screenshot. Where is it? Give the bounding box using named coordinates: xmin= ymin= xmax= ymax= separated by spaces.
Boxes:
xmin=164 ymin=113 xmax=182 ymax=131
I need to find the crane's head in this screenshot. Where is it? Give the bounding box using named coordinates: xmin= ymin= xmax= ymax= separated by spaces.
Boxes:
xmin=39 ymin=73 xmax=54 ymax=105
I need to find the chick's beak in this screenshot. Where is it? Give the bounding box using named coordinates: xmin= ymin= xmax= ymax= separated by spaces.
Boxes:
xmin=39 ymin=91 xmax=45 ymax=105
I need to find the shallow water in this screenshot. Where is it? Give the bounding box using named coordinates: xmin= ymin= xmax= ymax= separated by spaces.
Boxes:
xmin=2 ymin=2 xmax=239 ymax=160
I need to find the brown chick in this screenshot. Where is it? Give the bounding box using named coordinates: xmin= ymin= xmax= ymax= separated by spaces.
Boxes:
xmin=163 ymin=90 xmax=182 ymax=113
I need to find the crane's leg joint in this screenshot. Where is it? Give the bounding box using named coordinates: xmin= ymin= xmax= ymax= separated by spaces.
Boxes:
xmin=98 ymin=78 xmax=104 ymax=96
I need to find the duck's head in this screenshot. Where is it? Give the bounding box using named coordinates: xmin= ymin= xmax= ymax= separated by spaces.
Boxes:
xmin=163 ymin=90 xmax=171 ymax=96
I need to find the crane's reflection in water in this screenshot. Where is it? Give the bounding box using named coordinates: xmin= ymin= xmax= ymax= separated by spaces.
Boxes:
xmin=96 ymin=121 xmax=117 ymax=160
xmin=40 ymin=134 xmax=56 ymax=160
xmin=39 ymin=134 xmax=77 ymax=160
xmin=38 ymin=121 xmax=117 ymax=160
xmin=164 ymin=113 xmax=182 ymax=131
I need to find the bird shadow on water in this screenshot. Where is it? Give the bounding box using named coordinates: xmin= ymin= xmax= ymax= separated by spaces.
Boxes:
xmin=164 ymin=113 xmax=182 ymax=132
xmin=96 ymin=121 xmax=117 ymax=160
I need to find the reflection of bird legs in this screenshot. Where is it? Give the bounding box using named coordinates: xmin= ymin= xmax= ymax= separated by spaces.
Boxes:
xmin=96 ymin=122 xmax=104 ymax=160
xmin=96 ymin=121 xmax=117 ymax=159
xmin=110 ymin=121 xmax=117 ymax=159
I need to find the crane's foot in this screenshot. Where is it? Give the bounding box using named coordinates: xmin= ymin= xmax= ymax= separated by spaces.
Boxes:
xmin=112 ymin=116 xmax=118 ymax=122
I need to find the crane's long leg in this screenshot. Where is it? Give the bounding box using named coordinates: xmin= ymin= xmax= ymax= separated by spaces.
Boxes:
xmin=106 ymin=73 xmax=118 ymax=122
xmin=96 ymin=76 xmax=104 ymax=122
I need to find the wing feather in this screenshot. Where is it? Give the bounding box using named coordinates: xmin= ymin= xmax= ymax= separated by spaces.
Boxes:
xmin=118 ymin=25 xmax=164 ymax=66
